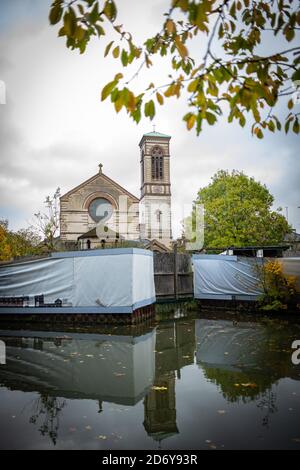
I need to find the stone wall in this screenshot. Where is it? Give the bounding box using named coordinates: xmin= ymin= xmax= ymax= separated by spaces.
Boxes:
xmin=60 ymin=171 xmax=140 ymax=243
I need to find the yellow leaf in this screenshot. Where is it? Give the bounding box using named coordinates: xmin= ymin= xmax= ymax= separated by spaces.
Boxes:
xmin=152 ymin=386 xmax=168 ymax=391
xmin=127 ymin=92 xmax=136 ymax=112
xmin=114 ymin=99 xmax=123 ymax=113
xmin=156 ymin=92 xmax=164 ymax=105
xmin=165 ymin=19 xmax=176 ymax=34
xmin=187 ymin=114 xmax=196 ymax=130
xmin=112 ymin=46 xmax=120 ymax=58
xmin=187 ymin=79 xmax=199 ymax=93
xmin=175 ymin=37 xmax=188 ymax=59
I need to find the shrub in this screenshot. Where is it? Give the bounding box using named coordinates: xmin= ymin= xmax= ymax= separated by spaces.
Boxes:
xmin=259 ymin=260 xmax=298 ymax=311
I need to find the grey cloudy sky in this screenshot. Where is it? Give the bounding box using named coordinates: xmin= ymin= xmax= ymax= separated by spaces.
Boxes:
xmin=0 ymin=0 xmax=299 ymax=237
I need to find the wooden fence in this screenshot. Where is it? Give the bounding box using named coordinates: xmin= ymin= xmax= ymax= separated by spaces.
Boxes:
xmin=153 ymin=252 xmax=194 ymax=300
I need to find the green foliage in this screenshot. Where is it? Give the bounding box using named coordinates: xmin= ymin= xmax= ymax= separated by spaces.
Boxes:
xmin=49 ymin=0 xmax=300 ymax=137
xmin=193 ymin=170 xmax=291 ymax=247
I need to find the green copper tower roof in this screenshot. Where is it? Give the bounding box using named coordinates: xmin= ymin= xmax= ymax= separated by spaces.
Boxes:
xmin=143 ymin=131 xmax=171 ymax=138
xmin=139 ymin=131 xmax=171 ymax=146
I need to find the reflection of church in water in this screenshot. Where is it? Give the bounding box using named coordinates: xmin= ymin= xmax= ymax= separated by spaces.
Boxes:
xmin=0 ymin=320 xmax=195 ymax=446
xmin=1 ymin=318 xmax=299 ymax=446
xmin=60 ymin=131 xmax=173 ymax=251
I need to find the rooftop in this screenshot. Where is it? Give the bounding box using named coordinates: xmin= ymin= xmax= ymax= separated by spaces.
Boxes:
xmin=143 ymin=131 xmax=171 ymax=138
xmin=139 ymin=131 xmax=171 ymax=146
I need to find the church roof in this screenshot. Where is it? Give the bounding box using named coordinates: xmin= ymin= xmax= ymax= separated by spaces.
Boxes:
xmin=143 ymin=131 xmax=171 ymax=138
xmin=77 ymin=227 xmax=125 ymax=240
xmin=60 ymin=170 xmax=139 ymax=202
xmin=139 ymin=131 xmax=171 ymax=146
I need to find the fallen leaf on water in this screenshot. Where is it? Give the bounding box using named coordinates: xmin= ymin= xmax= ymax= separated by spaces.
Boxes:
xmin=152 ymin=386 xmax=168 ymax=391
xmin=114 ymin=373 xmax=126 ymax=377
xmin=234 ymin=383 xmax=240 ymax=387
xmin=85 ymin=425 xmax=92 ymax=430
xmin=96 ymin=435 xmax=107 ymax=440
xmin=86 ymin=355 xmax=94 ymax=358
xmin=241 ymin=383 xmax=258 ymax=388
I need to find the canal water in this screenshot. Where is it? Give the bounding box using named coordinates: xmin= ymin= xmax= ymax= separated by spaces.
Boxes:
xmin=0 ymin=310 xmax=300 ymax=450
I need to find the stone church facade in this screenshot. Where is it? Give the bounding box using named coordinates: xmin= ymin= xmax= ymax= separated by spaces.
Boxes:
xmin=60 ymin=131 xmax=172 ymax=250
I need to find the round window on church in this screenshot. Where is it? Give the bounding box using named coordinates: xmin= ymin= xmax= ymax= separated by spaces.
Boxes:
xmin=88 ymin=198 xmax=113 ymax=223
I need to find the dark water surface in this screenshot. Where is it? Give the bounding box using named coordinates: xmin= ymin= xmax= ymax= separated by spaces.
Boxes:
xmin=0 ymin=310 xmax=300 ymax=450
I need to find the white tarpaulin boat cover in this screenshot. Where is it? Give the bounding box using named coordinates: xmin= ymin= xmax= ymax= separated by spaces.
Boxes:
xmin=0 ymin=329 xmax=155 ymax=404
xmin=192 ymin=254 xmax=263 ymax=300
xmin=0 ymin=248 xmax=156 ymax=314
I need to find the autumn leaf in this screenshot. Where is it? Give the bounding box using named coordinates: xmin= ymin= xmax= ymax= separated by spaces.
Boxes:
xmin=175 ymin=36 xmax=188 ymax=59
xmin=187 ymin=114 xmax=196 ymax=130
xmin=112 ymin=46 xmax=120 ymax=58
xmin=156 ymin=92 xmax=164 ymax=105
xmin=165 ymin=19 xmax=176 ymax=34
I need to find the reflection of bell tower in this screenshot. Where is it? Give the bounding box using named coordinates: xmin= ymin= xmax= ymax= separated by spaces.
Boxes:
xmin=143 ymin=372 xmax=178 ymax=445
xmin=143 ymin=321 xmax=195 ymax=446
xmin=139 ymin=131 xmax=172 ymax=248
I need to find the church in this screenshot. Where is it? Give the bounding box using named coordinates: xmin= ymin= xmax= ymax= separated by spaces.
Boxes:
xmin=60 ymin=131 xmax=172 ymax=251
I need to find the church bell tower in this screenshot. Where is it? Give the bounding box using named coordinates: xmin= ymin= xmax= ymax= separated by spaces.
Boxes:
xmin=139 ymin=131 xmax=172 ymax=248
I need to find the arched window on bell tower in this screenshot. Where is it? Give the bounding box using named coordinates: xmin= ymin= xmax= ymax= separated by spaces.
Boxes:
xmin=139 ymin=130 xmax=172 ymax=248
xmin=151 ymin=146 xmax=164 ymax=180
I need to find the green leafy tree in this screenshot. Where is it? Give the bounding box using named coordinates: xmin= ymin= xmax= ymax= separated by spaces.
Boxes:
xmin=49 ymin=0 xmax=300 ymax=137
xmin=194 ymin=170 xmax=291 ymax=247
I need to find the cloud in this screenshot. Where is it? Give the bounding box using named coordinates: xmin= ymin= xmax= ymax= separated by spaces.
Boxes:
xmin=0 ymin=0 xmax=299 ymax=236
